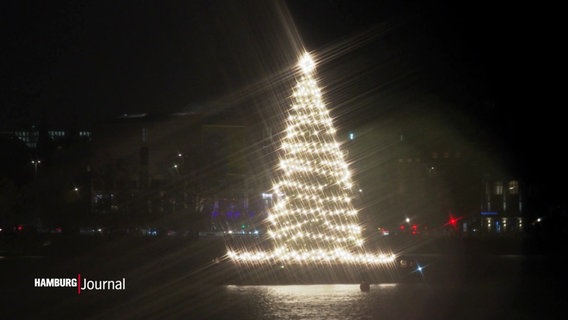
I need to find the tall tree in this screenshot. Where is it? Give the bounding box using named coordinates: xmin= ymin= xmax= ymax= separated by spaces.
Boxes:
xmin=228 ymin=53 xmax=393 ymax=265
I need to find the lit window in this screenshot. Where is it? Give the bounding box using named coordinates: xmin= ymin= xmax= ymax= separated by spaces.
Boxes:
xmin=493 ymin=181 xmax=503 ymax=195
xmin=508 ymin=180 xmax=519 ymax=195
xmin=142 ymin=128 xmax=148 ymax=143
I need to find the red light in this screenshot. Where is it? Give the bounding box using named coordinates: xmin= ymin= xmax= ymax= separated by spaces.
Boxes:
xmin=411 ymin=224 xmax=419 ymax=235
xmin=17 ymin=225 xmax=23 ymax=231
xmin=446 ymin=214 xmax=462 ymax=229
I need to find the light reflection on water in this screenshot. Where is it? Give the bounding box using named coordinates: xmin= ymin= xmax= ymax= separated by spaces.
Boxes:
xmin=223 ymin=284 xmax=411 ymax=320
xmin=217 ymin=280 xmax=539 ymax=320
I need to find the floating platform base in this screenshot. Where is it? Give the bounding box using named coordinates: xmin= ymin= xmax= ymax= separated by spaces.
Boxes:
xmin=206 ymin=256 xmax=422 ymax=285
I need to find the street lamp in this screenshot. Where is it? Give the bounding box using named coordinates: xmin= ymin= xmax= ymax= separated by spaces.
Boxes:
xmin=172 ymin=164 xmax=181 ymax=176
xmin=31 ymin=160 xmax=41 ymax=178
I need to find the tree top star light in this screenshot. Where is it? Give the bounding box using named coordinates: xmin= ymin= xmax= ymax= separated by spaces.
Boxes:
xmin=227 ymin=52 xmax=395 ymax=265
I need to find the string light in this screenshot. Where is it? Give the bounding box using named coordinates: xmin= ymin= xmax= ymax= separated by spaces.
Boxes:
xmin=228 ymin=52 xmax=395 ymax=265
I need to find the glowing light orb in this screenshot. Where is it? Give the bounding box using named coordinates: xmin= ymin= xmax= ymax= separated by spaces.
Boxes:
xmin=298 ymin=52 xmax=315 ymax=74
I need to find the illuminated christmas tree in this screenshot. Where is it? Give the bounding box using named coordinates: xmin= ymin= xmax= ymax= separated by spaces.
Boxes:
xmin=228 ymin=52 xmax=394 ymax=265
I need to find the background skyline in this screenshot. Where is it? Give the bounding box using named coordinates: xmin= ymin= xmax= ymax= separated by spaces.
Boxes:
xmin=1 ymin=0 xmax=564 ymax=199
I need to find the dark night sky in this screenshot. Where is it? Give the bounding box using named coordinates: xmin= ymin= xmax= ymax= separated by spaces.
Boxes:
xmin=0 ymin=1 xmax=540 ymax=122
xmin=1 ymin=0 xmax=565 ymax=194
